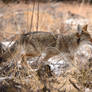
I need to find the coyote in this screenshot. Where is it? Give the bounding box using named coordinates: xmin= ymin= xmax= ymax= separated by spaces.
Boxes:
xmin=0 ymin=25 xmax=92 ymax=63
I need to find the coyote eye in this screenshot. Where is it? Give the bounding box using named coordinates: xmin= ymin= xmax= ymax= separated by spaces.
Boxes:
xmin=76 ymin=33 xmax=80 ymax=38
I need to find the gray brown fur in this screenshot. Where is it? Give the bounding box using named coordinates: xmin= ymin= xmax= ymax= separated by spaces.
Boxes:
xmin=0 ymin=25 xmax=92 ymax=63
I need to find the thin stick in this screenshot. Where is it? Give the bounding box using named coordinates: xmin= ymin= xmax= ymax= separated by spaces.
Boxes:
xmin=27 ymin=6 xmax=29 ymax=32
xmin=36 ymin=0 xmax=40 ymax=31
xmin=69 ymin=79 xmax=81 ymax=91
xmin=29 ymin=0 xmax=36 ymax=32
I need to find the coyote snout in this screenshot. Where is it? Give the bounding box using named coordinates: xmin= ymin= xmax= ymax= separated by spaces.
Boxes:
xmin=0 ymin=25 xmax=92 ymax=63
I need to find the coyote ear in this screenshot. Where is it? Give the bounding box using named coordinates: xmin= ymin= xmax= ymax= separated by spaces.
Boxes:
xmin=82 ymin=24 xmax=88 ymax=32
xmin=77 ymin=24 xmax=82 ymax=35
xmin=76 ymin=24 xmax=88 ymax=38
xmin=77 ymin=24 xmax=88 ymax=34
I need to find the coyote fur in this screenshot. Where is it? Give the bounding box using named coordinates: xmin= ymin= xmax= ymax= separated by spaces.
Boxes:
xmin=0 ymin=25 xmax=92 ymax=63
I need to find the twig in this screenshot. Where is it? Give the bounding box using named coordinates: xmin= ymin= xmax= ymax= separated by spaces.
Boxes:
xmin=69 ymin=79 xmax=81 ymax=91
xmin=29 ymin=0 xmax=36 ymax=32
xmin=36 ymin=0 xmax=39 ymax=31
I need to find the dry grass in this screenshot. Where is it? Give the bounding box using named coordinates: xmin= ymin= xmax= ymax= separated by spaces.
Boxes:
xmin=0 ymin=2 xmax=92 ymax=92
xmin=0 ymin=2 xmax=92 ymax=40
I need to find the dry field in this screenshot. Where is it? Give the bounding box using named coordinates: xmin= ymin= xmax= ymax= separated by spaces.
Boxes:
xmin=0 ymin=2 xmax=92 ymax=40
xmin=0 ymin=1 xmax=92 ymax=92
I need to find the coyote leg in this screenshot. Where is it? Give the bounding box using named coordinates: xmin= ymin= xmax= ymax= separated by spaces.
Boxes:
xmin=42 ymin=47 xmax=60 ymax=62
xmin=21 ymin=53 xmax=41 ymax=67
xmin=21 ymin=54 xmax=32 ymax=75
xmin=21 ymin=53 xmax=39 ymax=62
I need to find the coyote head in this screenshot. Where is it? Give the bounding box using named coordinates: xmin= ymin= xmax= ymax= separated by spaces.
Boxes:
xmin=76 ymin=24 xmax=92 ymax=44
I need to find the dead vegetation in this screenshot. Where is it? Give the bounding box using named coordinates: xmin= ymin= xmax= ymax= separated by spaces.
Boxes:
xmin=0 ymin=26 xmax=92 ymax=92
xmin=0 ymin=1 xmax=92 ymax=92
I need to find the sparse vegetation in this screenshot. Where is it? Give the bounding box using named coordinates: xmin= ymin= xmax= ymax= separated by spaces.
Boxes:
xmin=0 ymin=1 xmax=92 ymax=92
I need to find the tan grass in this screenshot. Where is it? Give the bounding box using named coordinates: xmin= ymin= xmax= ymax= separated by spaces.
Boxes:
xmin=0 ymin=2 xmax=92 ymax=92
